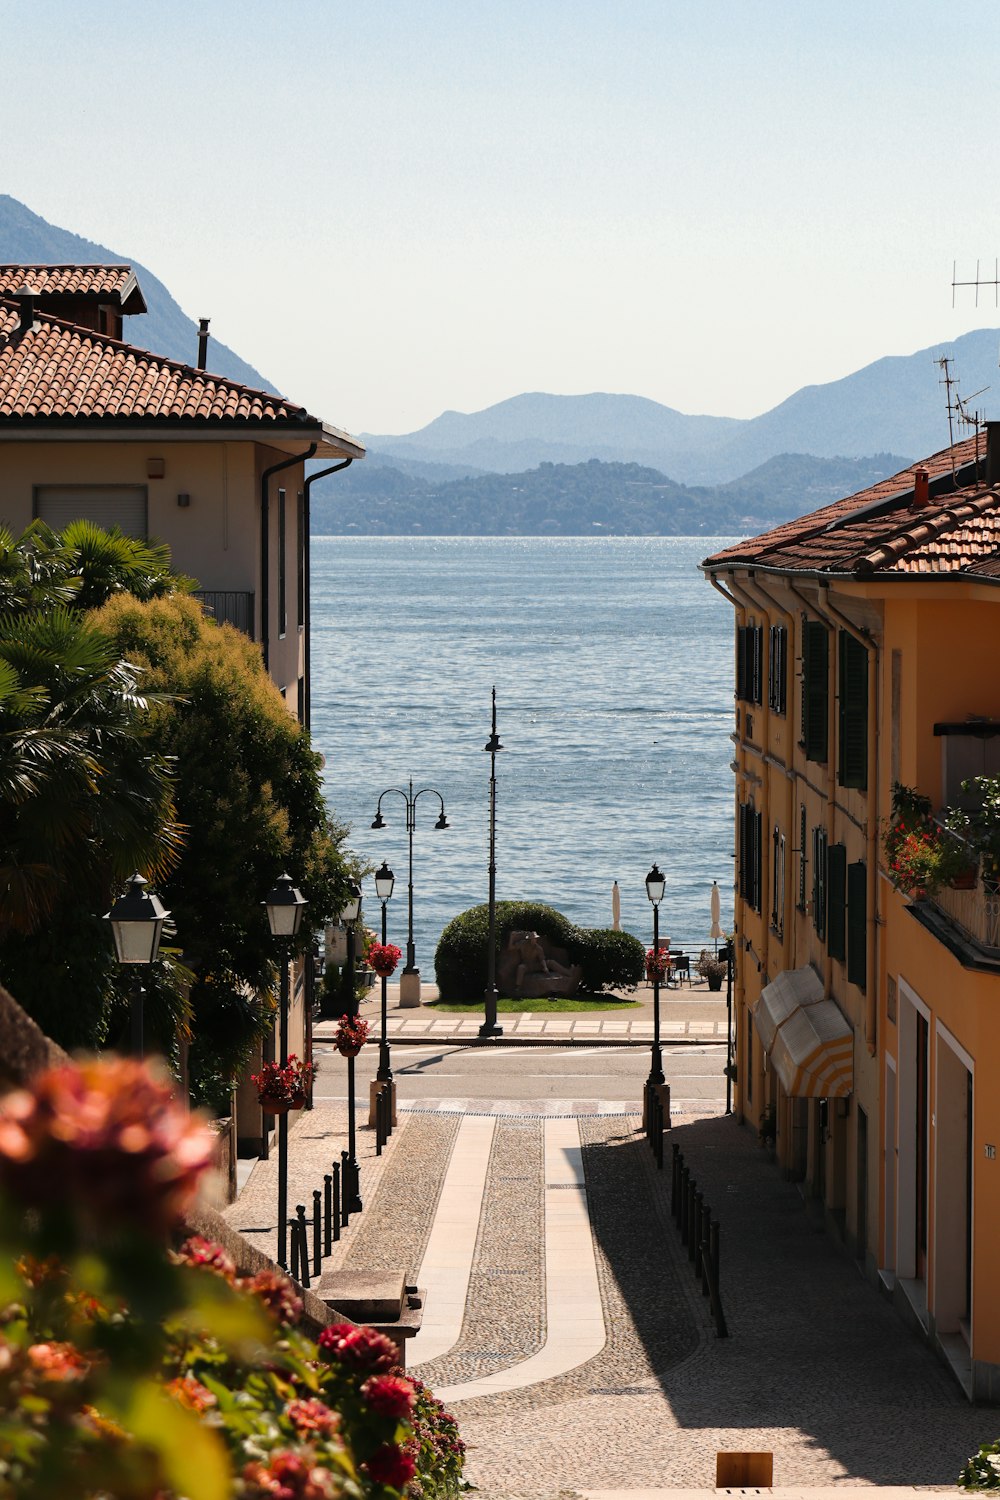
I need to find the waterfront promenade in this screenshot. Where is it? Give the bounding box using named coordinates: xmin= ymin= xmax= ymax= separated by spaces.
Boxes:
xmin=226 ymin=989 xmax=989 ymax=1497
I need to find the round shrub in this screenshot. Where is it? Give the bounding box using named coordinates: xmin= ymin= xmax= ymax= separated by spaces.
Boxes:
xmin=434 ymin=901 xmax=642 ymax=1000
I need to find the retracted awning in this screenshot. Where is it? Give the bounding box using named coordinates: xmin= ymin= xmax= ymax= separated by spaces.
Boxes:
xmin=752 ymin=965 xmax=854 ymax=1099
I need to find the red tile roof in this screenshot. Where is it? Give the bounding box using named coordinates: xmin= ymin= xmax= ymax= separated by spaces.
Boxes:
xmin=0 ymin=299 xmax=363 ymax=457
xmin=0 ymin=264 xmax=146 ymax=314
xmin=702 ymin=435 xmax=1000 ymax=580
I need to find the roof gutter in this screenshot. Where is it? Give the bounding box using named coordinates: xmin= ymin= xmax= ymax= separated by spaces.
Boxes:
xmin=301 ymin=458 xmax=353 ymax=731
xmin=261 ymin=445 xmax=316 ymax=674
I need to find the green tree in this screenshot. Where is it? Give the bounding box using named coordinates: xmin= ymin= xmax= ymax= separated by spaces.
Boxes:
xmin=90 ymin=592 xmax=353 ymax=1111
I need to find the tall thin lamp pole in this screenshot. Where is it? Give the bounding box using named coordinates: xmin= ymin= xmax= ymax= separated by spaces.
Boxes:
xmin=263 ymin=874 xmax=307 ymax=1272
xmin=480 ymin=687 xmax=504 ymax=1038
xmin=340 ymin=881 xmax=363 ymax=1211
xmin=374 ymin=862 xmax=395 ymax=1083
xmin=645 ymin=863 xmax=666 ymax=1115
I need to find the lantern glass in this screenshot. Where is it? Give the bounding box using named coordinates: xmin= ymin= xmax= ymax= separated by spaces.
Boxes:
xmin=341 ymin=881 xmax=362 ymax=924
xmin=374 ymin=862 xmax=395 ymax=902
xmin=105 ymin=873 xmax=170 ymax=965
xmin=263 ymin=874 xmax=308 ymax=938
xmin=645 ymin=863 xmax=666 ymax=905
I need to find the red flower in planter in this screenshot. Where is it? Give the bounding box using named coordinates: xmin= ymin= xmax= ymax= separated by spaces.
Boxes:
xmin=362 ymin=1372 xmax=415 ymax=1419
xmin=334 ymin=1014 xmax=370 ymax=1058
xmin=251 ymin=1055 xmax=315 ymax=1113
xmin=368 ymin=942 xmax=402 ymax=978
xmin=317 ymin=1321 xmax=398 ymax=1373
xmin=645 ymin=945 xmax=670 ymax=982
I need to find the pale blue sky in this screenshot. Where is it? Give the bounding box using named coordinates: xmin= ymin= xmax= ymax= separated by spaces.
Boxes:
xmin=6 ymin=0 xmax=1000 ymax=436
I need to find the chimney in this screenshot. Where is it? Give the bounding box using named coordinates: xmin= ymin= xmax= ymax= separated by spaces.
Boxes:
xmin=986 ymin=421 xmax=1000 ymax=489
xmin=15 ymin=285 xmax=37 ymax=334
xmin=912 ymin=466 xmax=930 ymax=509
xmin=197 ymin=317 xmax=210 ymax=370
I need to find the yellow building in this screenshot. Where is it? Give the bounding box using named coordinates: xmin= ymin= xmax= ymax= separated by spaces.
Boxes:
xmin=704 ymin=430 xmax=1000 ymax=1399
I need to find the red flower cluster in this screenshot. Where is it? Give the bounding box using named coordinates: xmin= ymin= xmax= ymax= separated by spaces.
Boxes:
xmin=368 ymin=942 xmax=402 ymax=979
xmin=241 ymin=1450 xmax=340 ymax=1499
xmin=251 ymin=1055 xmax=315 ymax=1111
xmin=334 ymin=1013 xmax=370 ymax=1058
xmin=0 ymin=1059 xmax=216 ymax=1236
xmin=365 ymin=1441 xmax=416 ymax=1490
xmin=27 ymin=1341 xmax=90 ymax=1382
xmin=645 ymin=945 xmax=670 ymax=982
xmin=166 ymin=1373 xmax=217 ymax=1412
xmin=240 ymin=1268 xmax=304 ymax=1327
xmin=285 ymin=1397 xmax=339 ymax=1437
xmin=171 ymin=1233 xmax=236 ymax=1281
xmin=362 ymin=1372 xmax=415 ymax=1419
xmin=316 ymin=1322 xmax=398 ymax=1374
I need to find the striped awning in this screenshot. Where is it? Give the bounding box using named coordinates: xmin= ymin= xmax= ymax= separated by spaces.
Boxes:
xmin=752 ymin=965 xmax=854 ymax=1099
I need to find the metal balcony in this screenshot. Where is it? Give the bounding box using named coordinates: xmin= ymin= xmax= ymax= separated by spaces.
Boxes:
xmin=192 ymin=590 xmax=255 ymax=639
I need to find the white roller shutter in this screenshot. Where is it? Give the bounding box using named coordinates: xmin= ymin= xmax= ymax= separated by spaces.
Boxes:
xmin=35 ymin=485 xmax=147 ymax=538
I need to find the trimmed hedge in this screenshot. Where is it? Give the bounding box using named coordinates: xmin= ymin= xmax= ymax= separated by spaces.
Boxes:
xmin=434 ymin=901 xmax=644 ymax=1001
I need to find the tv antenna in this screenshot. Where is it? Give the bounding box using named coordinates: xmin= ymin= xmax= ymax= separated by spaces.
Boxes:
xmin=935 ymin=355 xmax=988 ymax=478
xmin=952 ymin=259 xmax=1000 ymax=308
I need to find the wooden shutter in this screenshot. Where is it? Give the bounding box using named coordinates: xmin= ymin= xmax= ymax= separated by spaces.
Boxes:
xmin=847 ymin=861 xmax=867 ymax=990
xmin=826 ymin=843 xmax=847 ymax=960
xmin=838 ymin=631 xmax=868 ymax=789
xmin=736 ymin=626 xmax=748 ymax=701
xmin=812 ymin=826 xmax=827 ymax=938
xmin=769 ymin=625 xmax=787 ymax=715
xmin=753 ymin=809 xmax=763 ymax=911
xmin=803 ymin=620 xmax=829 ymax=762
xmin=752 ymin=626 xmax=763 ymax=705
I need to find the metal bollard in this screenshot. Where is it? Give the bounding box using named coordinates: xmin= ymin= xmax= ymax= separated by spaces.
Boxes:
xmin=688 ymin=1180 xmax=698 ymax=1264
xmin=706 ymin=1218 xmax=728 ymax=1338
xmin=671 ymin=1143 xmax=680 ymax=1217
xmin=290 ymin=1214 xmax=300 ymax=1281
xmin=332 ymin=1162 xmax=341 ymax=1241
xmin=340 ymin=1151 xmax=351 ymax=1227
xmin=324 ymin=1174 xmax=333 ymax=1256
xmin=295 ymin=1206 xmax=311 ymax=1289
xmin=313 ymin=1189 xmax=322 ymax=1276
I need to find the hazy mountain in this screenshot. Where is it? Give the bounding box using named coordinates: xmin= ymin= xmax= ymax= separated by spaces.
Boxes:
xmin=367 ymin=328 xmax=1000 ymax=484
xmin=311 ymin=451 xmax=909 ymax=536
xmin=0 ymin=195 xmax=276 ymax=392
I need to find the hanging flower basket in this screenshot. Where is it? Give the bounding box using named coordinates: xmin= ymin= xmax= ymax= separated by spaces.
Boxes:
xmin=251 ymin=1055 xmax=315 ymax=1113
xmin=334 ymin=1014 xmax=370 ymax=1058
xmin=369 ymin=942 xmax=402 ymax=979
xmin=645 ymin=945 xmax=670 ymax=983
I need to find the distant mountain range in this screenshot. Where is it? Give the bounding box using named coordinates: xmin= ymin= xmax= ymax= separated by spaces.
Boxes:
xmin=0 ymin=195 xmax=276 ymax=392
xmin=310 ymin=451 xmax=909 ymax=537
xmin=364 ymin=330 xmax=1000 ymax=486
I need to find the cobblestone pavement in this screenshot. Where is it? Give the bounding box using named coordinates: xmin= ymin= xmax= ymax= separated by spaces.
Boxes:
xmin=456 ymin=1112 xmax=991 ymax=1498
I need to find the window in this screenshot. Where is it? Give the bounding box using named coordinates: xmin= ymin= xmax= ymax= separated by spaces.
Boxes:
xmin=768 ymin=624 xmax=788 ymax=715
xmin=770 ymin=825 xmax=785 ymax=936
xmin=811 ymin=825 xmax=827 ymax=939
xmin=35 ymin=484 xmax=147 ymax=538
xmin=278 ymin=488 xmax=287 ymax=638
xmin=801 ymin=617 xmax=829 ymax=763
xmin=737 ymin=623 xmax=763 ymax=705
xmin=826 ymin=843 xmax=847 ymax=961
xmin=847 ymin=861 xmax=867 ymax=990
xmin=296 ymin=491 xmax=305 ymax=630
xmin=739 ymin=800 xmax=763 ymax=912
xmin=838 ymin=630 xmax=868 ymax=790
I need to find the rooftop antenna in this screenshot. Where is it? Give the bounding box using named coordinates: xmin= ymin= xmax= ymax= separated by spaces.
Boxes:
xmin=936 ymin=355 xmax=960 ymax=477
xmin=952 ymin=259 xmax=1000 ymax=309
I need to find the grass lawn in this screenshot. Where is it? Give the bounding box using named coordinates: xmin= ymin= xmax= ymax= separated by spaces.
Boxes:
xmin=427 ymin=995 xmax=642 ymax=1014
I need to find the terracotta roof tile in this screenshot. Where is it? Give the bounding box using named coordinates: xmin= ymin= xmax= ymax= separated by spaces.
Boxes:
xmin=0 ymin=264 xmax=147 ymax=315
xmin=702 ymin=435 xmax=1000 ymax=581
xmin=0 ymin=300 xmax=315 ymax=427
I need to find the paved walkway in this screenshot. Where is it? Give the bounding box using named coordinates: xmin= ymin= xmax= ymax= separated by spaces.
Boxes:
xmin=226 ymin=1067 xmax=990 ymax=1496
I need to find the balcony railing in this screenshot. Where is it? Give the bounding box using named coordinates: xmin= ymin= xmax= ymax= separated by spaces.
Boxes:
xmin=192 ymin=590 xmax=255 ymax=639
xmin=928 ymin=821 xmax=1000 ymax=955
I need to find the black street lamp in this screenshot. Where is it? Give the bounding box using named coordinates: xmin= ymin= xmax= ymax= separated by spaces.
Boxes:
xmin=371 ymin=777 xmax=448 ymax=1000
xmin=105 ymin=872 xmax=171 ymax=1056
xmin=339 ymin=880 xmax=363 ymax=1212
xmin=374 ymin=861 xmax=395 ymax=1086
xmin=263 ymin=872 xmax=308 ymax=1271
xmin=645 ymin=862 xmax=666 ymax=1121
xmin=480 ymin=687 xmax=504 ymax=1039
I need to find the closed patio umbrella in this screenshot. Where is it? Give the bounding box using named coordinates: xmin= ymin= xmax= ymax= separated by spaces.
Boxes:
xmin=710 ymin=880 xmax=723 ymax=952
xmin=612 ymin=881 xmax=621 ymax=931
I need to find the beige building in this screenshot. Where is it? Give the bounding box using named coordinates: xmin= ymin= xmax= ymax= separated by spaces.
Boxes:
xmin=0 ymin=265 xmax=364 ymax=1152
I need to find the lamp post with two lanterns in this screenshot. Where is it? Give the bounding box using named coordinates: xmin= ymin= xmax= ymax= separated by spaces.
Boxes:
xmin=105 ymin=872 xmax=171 ymax=1057
xmin=263 ymin=872 xmax=308 ymax=1271
xmin=480 ymin=687 xmax=504 ymax=1039
xmin=371 ymin=778 xmax=448 ymax=1004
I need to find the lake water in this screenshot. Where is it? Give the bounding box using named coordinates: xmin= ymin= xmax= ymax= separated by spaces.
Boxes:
xmin=310 ymin=536 xmax=738 ymax=970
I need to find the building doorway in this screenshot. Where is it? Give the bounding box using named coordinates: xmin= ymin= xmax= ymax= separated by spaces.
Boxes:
xmin=934 ymin=1026 xmax=974 ymax=1342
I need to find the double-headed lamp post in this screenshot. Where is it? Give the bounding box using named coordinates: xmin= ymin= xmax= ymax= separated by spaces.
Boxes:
xmin=480 ymin=687 xmax=504 ymax=1039
xmin=645 ymin=862 xmax=666 ymax=1117
xmin=374 ymin=861 xmax=395 ymax=1085
xmin=263 ymin=872 xmax=308 ymax=1271
xmin=339 ymin=880 xmax=363 ymax=1213
xmin=371 ymin=778 xmax=448 ymax=1003
xmin=105 ymin=872 xmax=171 ymax=1057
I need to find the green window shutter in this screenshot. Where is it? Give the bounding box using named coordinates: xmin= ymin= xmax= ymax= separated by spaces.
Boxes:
xmin=838 ymin=631 xmax=868 ymax=789
xmin=847 ymin=861 xmax=867 ymax=990
xmin=803 ymin=620 xmax=829 ymax=763
xmin=812 ymin=826 xmax=827 ymax=938
xmin=752 ymin=626 xmax=763 ymax=705
xmin=736 ymin=626 xmax=748 ymax=701
xmin=827 ymin=843 xmax=847 ymax=960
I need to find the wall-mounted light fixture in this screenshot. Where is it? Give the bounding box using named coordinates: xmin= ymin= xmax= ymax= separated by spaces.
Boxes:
xmin=177 ymin=493 xmax=191 ymax=508
xmin=146 ymin=457 xmax=165 ymax=479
